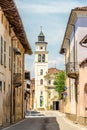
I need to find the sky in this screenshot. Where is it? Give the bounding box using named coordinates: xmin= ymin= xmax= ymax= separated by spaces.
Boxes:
xmin=14 ymin=0 xmax=87 ymax=78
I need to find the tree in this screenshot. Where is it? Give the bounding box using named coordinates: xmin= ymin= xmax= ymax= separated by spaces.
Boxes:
xmin=54 ymin=71 xmax=65 ymax=100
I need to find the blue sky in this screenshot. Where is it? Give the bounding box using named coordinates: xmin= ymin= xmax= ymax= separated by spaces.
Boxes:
xmin=15 ymin=0 xmax=87 ymax=78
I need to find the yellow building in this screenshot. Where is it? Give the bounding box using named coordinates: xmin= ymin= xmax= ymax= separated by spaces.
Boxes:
xmin=44 ymin=68 xmax=62 ymax=110
xmin=0 ymin=0 xmax=32 ymax=127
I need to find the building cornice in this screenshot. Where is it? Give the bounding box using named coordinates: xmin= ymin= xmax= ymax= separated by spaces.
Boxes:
xmin=60 ymin=7 xmax=87 ymax=54
xmin=0 ymin=0 xmax=32 ymax=55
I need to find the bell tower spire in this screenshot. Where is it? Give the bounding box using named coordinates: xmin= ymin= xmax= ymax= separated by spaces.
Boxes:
xmin=38 ymin=26 xmax=45 ymax=42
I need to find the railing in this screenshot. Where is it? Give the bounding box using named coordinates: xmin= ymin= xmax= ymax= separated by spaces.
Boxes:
xmin=66 ymin=62 xmax=79 ymax=78
xmin=13 ymin=73 xmax=22 ymax=87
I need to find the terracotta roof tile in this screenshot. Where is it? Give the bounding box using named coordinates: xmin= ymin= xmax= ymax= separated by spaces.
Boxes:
xmin=74 ymin=6 xmax=87 ymax=11
xmin=48 ymin=68 xmax=62 ymax=74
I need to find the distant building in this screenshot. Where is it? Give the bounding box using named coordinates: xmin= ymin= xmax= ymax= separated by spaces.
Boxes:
xmin=44 ymin=68 xmax=62 ymax=110
xmin=24 ymin=71 xmax=30 ymax=114
xmin=34 ymin=29 xmax=48 ymax=110
xmin=28 ymin=78 xmax=35 ymax=110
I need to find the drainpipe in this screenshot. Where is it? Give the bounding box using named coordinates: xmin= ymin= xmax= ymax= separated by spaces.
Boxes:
xmin=70 ymin=24 xmax=78 ymax=122
xmin=70 ymin=24 xmax=76 ymax=70
xmin=10 ymin=35 xmax=16 ymax=124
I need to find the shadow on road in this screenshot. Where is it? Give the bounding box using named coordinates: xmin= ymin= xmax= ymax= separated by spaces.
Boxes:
xmin=25 ymin=117 xmax=60 ymax=130
xmin=43 ymin=117 xmax=60 ymax=130
xmin=2 ymin=115 xmax=60 ymax=130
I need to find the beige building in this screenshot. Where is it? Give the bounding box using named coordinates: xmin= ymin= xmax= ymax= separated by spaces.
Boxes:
xmin=60 ymin=6 xmax=87 ymax=125
xmin=44 ymin=68 xmax=62 ymax=110
xmin=0 ymin=0 xmax=32 ymax=127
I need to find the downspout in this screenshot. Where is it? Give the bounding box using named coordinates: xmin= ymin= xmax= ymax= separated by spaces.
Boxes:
xmin=70 ymin=24 xmax=76 ymax=70
xmin=22 ymin=53 xmax=25 ymax=118
xmin=10 ymin=35 xmax=16 ymax=123
xmin=73 ymin=25 xmax=76 ymax=71
xmin=71 ymin=24 xmax=78 ymax=121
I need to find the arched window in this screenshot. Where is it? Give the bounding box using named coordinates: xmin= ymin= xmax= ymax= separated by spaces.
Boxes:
xmin=40 ymin=79 xmax=43 ymax=85
xmin=38 ymin=54 xmax=41 ymax=62
xmin=40 ymin=91 xmax=43 ymax=107
xmin=40 ymin=69 xmax=43 ymax=75
xmin=84 ymin=83 xmax=87 ymax=93
xmin=42 ymin=54 xmax=45 ymax=62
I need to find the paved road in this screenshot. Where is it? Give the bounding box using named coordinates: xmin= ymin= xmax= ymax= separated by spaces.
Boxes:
xmin=2 ymin=111 xmax=87 ymax=130
xmin=2 ymin=117 xmax=60 ymax=130
xmin=41 ymin=111 xmax=87 ymax=130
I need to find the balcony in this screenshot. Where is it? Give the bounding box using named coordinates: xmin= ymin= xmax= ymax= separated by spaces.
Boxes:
xmin=66 ymin=62 xmax=79 ymax=79
xmin=13 ymin=73 xmax=22 ymax=87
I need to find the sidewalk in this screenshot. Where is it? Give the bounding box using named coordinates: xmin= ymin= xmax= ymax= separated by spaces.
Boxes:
xmin=39 ymin=110 xmax=87 ymax=130
xmin=57 ymin=111 xmax=87 ymax=130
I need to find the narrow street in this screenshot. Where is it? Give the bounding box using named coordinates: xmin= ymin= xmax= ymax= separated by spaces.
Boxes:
xmin=2 ymin=111 xmax=87 ymax=130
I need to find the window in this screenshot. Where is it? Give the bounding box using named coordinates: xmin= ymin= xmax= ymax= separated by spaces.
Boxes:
xmin=40 ymin=91 xmax=43 ymax=107
xmin=38 ymin=54 xmax=45 ymax=62
xmin=40 ymin=79 xmax=43 ymax=85
xmin=40 ymin=96 xmax=43 ymax=107
xmin=38 ymin=54 xmax=41 ymax=62
xmin=1 ymin=36 xmax=3 ymax=65
xmin=42 ymin=54 xmax=45 ymax=62
xmin=40 ymin=46 xmax=43 ymax=49
xmin=9 ymin=46 xmax=11 ymax=70
xmin=40 ymin=69 xmax=43 ymax=75
xmin=4 ymin=82 xmax=5 ymax=93
xmin=1 ymin=14 xmax=3 ymax=24
xmin=48 ymin=80 xmax=51 ymax=85
xmin=4 ymin=41 xmax=6 ymax=67
xmin=17 ymin=57 xmax=19 ymax=73
xmin=0 ymin=81 xmax=2 ymax=92
xmin=19 ymin=60 xmax=21 ymax=73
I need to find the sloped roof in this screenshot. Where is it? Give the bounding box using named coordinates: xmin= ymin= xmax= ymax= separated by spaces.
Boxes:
xmin=44 ymin=68 xmax=62 ymax=79
xmin=74 ymin=6 xmax=87 ymax=11
xmin=60 ymin=6 xmax=87 ymax=54
xmin=0 ymin=0 xmax=32 ymax=55
xmin=48 ymin=68 xmax=62 ymax=74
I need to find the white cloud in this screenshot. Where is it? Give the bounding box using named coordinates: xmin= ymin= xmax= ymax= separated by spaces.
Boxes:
xmin=15 ymin=0 xmax=84 ymax=14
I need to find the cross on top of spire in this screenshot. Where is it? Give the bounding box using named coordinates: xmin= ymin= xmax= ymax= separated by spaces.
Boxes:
xmin=41 ymin=26 xmax=42 ymax=32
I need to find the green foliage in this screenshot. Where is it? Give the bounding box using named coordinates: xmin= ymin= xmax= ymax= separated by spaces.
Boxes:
xmin=54 ymin=71 xmax=65 ymax=100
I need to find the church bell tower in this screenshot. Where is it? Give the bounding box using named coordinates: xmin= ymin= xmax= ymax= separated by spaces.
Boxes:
xmin=34 ymin=28 xmax=48 ymax=109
